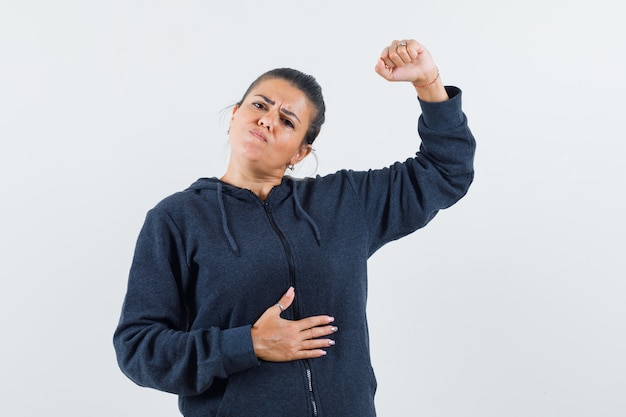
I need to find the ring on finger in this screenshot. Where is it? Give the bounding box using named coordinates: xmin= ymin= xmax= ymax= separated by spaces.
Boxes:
xmin=397 ymin=41 xmax=407 ymax=48
xmin=277 ymin=303 xmax=285 ymax=312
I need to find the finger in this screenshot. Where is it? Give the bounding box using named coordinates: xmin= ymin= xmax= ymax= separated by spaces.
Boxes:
xmin=275 ymin=286 xmax=295 ymax=314
xmin=301 ymin=324 xmax=338 ymax=341
xmin=393 ymin=40 xmax=412 ymax=63
xmin=296 ymin=315 xmax=335 ymax=331
xmin=301 ymin=338 xmax=336 ymax=350
xmin=379 ymin=46 xmax=397 ymax=69
xmin=374 ymin=58 xmax=393 ymax=80
xmin=293 ymin=349 xmax=328 ymax=360
xmin=405 ymin=39 xmax=420 ymax=61
xmin=387 ymin=40 xmax=408 ymax=67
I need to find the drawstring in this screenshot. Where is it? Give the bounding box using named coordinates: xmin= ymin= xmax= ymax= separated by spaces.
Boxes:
xmin=216 ymin=179 xmax=321 ymax=253
xmin=216 ymin=182 xmax=240 ymax=255
xmin=292 ymin=181 xmax=322 ymax=246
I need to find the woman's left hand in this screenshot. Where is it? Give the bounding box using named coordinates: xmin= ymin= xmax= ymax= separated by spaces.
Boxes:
xmin=374 ymin=39 xmax=448 ymax=102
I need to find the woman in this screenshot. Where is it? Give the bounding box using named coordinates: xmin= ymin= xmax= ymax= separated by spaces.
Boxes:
xmin=114 ymin=39 xmax=475 ymax=416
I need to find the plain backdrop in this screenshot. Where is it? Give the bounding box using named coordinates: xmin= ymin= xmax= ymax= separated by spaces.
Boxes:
xmin=1 ymin=1 xmax=624 ymax=416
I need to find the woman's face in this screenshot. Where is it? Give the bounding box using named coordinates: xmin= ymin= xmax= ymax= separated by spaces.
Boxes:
xmin=228 ymin=78 xmax=313 ymax=175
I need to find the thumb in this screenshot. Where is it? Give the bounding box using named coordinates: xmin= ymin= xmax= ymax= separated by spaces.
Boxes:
xmin=276 ymin=286 xmax=295 ymax=314
xmin=374 ymin=58 xmax=392 ymax=80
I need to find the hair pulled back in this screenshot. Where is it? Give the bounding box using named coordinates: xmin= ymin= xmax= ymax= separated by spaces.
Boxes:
xmin=237 ymin=68 xmax=326 ymax=145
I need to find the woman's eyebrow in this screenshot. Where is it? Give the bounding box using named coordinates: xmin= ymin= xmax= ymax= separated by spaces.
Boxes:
xmin=254 ymin=94 xmax=301 ymax=124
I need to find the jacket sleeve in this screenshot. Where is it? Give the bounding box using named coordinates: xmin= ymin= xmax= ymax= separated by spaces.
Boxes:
xmin=346 ymin=86 xmax=476 ymax=255
xmin=113 ymin=206 xmax=259 ymax=395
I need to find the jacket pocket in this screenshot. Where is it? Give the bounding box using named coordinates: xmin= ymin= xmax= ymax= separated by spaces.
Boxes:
xmin=216 ymin=361 xmax=310 ymax=417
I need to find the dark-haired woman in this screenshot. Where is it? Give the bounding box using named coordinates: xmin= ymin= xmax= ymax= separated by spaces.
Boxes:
xmin=114 ymin=39 xmax=475 ymax=417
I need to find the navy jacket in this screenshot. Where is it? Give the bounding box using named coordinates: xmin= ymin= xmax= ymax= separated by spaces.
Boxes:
xmin=114 ymin=86 xmax=475 ymax=416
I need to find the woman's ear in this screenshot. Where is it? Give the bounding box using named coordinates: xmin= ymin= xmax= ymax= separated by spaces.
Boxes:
xmin=291 ymin=144 xmax=313 ymax=165
xmin=228 ymin=105 xmax=239 ymax=134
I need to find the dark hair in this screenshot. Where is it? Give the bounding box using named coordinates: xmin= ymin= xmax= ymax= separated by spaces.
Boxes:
xmin=237 ymin=68 xmax=326 ymax=145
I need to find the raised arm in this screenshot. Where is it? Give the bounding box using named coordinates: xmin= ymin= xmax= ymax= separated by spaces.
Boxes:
xmin=344 ymin=39 xmax=475 ymax=254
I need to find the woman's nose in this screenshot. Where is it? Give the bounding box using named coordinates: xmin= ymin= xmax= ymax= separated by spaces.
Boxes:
xmin=258 ymin=118 xmax=270 ymax=129
xmin=258 ymin=112 xmax=276 ymax=130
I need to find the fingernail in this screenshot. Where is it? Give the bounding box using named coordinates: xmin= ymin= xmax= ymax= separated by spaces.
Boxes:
xmin=329 ymin=340 xmax=335 ymax=346
xmin=331 ymin=326 xmax=338 ymax=332
xmin=327 ymin=316 xmax=335 ymax=323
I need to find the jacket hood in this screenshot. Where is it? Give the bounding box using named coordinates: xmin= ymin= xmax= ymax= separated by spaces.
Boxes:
xmin=184 ymin=177 xmax=321 ymax=256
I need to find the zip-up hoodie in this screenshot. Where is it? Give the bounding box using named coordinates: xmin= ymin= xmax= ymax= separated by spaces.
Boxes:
xmin=114 ymin=86 xmax=475 ymax=417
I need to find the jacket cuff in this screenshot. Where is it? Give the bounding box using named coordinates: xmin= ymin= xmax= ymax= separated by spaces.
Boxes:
xmin=220 ymin=325 xmax=260 ymax=374
xmin=418 ymin=86 xmax=464 ymax=130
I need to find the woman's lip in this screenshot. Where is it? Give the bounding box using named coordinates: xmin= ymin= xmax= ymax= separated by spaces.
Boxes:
xmin=250 ymin=130 xmax=267 ymax=142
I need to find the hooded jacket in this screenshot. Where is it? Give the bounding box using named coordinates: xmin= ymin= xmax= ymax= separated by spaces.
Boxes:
xmin=114 ymin=86 xmax=475 ymax=417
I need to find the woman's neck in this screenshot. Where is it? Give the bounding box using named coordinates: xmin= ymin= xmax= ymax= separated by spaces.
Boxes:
xmin=220 ymin=168 xmax=283 ymax=200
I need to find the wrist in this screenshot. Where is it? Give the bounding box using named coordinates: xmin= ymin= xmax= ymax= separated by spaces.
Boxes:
xmin=413 ymin=69 xmax=448 ymax=102
xmin=412 ymin=68 xmax=440 ymax=89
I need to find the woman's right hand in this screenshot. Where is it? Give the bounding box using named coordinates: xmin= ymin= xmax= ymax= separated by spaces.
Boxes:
xmin=251 ymin=287 xmax=337 ymax=362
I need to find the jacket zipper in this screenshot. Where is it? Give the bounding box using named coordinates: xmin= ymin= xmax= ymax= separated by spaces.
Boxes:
xmin=263 ymin=201 xmax=319 ymax=417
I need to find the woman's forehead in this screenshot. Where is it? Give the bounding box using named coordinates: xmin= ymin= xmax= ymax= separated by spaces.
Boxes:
xmin=248 ymin=79 xmax=312 ymax=114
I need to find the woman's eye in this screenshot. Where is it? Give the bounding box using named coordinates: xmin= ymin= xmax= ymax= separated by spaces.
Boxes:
xmin=252 ymin=102 xmax=265 ymax=109
xmin=282 ymin=118 xmax=294 ymax=128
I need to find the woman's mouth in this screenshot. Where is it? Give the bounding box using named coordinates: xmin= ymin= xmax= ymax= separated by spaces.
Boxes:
xmin=249 ymin=130 xmax=267 ymax=143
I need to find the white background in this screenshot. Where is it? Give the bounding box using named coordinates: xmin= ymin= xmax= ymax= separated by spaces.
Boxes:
xmin=1 ymin=1 xmax=624 ymax=416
